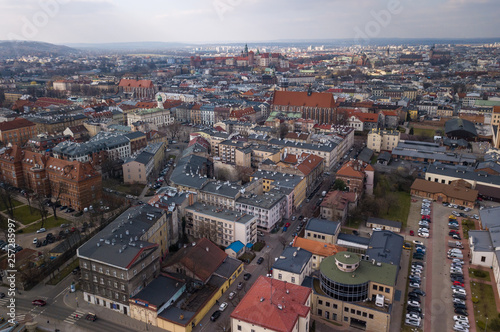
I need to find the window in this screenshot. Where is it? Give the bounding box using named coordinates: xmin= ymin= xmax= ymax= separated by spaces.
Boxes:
xmin=114 ymin=282 xmax=118 ymax=288
xmin=326 ymin=302 xmax=330 ymax=307
xmin=385 ymin=287 xmax=390 ymax=293
xmin=237 ymin=326 xmax=242 ymax=331
xmin=362 ymin=312 xmax=367 ymax=317
xmin=291 ymin=277 xmax=295 ymax=283
xmin=318 ymin=299 xmax=323 ymax=305
xmin=344 ymin=307 xmax=349 ymax=312
xmin=278 ymin=273 xmax=282 ymax=280
xmin=369 ymin=314 xmax=374 ymax=319
xmin=379 ymin=286 xmax=383 ymax=291
xmin=350 ymin=309 xmax=355 ymax=314
xmin=481 ymin=256 xmax=486 ymax=262
xmin=318 ymin=309 xmax=322 ymax=316
xmin=373 ymin=284 xmax=377 ymax=290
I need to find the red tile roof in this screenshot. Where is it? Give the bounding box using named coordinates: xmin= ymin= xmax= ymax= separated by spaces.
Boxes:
xmin=337 ymin=160 xmax=374 ymax=179
xmin=272 ymin=91 xmax=335 ymax=109
xmin=297 ymin=154 xmax=324 ymax=176
xmin=118 ymin=79 xmax=154 ymax=88
xmin=231 ymin=276 xmax=311 ymax=332
xmin=0 ymin=118 xmax=36 ymax=131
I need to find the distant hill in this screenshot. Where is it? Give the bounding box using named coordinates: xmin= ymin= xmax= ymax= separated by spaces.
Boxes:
xmin=65 ymin=41 xmax=189 ymax=51
xmin=0 ymin=40 xmax=80 ymax=59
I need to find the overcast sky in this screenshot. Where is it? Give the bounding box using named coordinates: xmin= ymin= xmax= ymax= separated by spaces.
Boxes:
xmin=0 ymin=0 xmax=498 ymax=45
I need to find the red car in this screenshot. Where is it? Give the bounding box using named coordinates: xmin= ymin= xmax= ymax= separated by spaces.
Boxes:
xmin=410 ymin=230 xmax=415 ymax=236
xmin=285 ymin=222 xmax=291 ymax=227
xmin=32 ymin=299 xmax=46 ymax=306
xmin=453 ymin=281 xmax=465 ymax=287
xmin=421 ymin=215 xmax=430 ymax=220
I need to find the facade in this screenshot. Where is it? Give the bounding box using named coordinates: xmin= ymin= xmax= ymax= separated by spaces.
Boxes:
xmin=78 ymin=205 xmax=169 ymax=315
xmin=304 ymin=218 xmax=341 ymax=245
xmin=410 ymin=178 xmax=478 ymax=208
xmin=122 ymin=151 xmax=154 ymax=185
xmin=231 ymin=276 xmax=312 ymax=332
xmin=272 ymin=90 xmax=337 ymax=124
xmin=366 ymin=217 xmax=402 ymax=233
xmin=367 ymin=129 xmax=400 ymax=153
xmin=0 ymin=118 xmax=37 ymax=146
xmin=272 ymin=247 xmax=313 ymax=286
xmin=250 ymin=170 xmax=307 ymax=210
xmin=0 ymin=146 xmax=101 ymax=210
xmin=320 ymin=191 xmax=357 ymax=223
xmin=305 ymin=251 xmax=398 ymax=332
xmin=468 ymin=231 xmax=495 ymax=267
xmin=119 ymin=79 xmax=155 ymax=99
xmin=336 ymin=160 xmax=375 ymax=195
xmin=235 ymin=191 xmax=287 ymax=232
xmin=127 ymin=108 xmax=174 ymax=128
xmin=185 ymin=202 xmax=257 ymax=247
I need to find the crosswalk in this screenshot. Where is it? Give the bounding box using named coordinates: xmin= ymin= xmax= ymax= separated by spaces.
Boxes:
xmin=64 ymin=309 xmax=86 ymax=324
xmin=0 ymin=297 xmax=9 ymax=307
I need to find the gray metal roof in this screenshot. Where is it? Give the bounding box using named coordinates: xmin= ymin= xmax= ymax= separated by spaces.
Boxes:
xmin=469 ymin=231 xmax=494 ymax=252
xmin=480 ymin=207 xmax=500 ymax=231
xmin=337 ymin=233 xmax=371 ymax=245
xmin=268 ymin=138 xmax=337 ymax=152
xmin=251 ymin=170 xmax=304 ymax=189
xmin=367 ymin=217 xmax=402 ymax=229
xmin=201 ymin=181 xmax=241 ymax=199
xmin=131 ymin=274 xmax=185 ymax=307
xmin=214 ymin=256 xmax=243 ymax=279
xmin=236 ymin=191 xmax=286 ymax=209
xmin=427 ymin=163 xmax=500 ymax=186
xmin=186 ymin=202 xmax=255 ymax=224
xmin=77 ymin=205 xmax=166 ymax=269
xmin=53 ymin=132 xmax=130 ymax=157
xmin=273 ymin=247 xmax=312 ymax=274
xmin=305 ymin=218 xmax=340 ymax=236
xmin=366 ymin=230 xmax=404 ymax=265
xmin=169 ymin=155 xmax=211 ymax=189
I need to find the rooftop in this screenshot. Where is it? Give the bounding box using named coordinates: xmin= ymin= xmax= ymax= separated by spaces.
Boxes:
xmin=273 ymin=247 xmax=312 ymax=274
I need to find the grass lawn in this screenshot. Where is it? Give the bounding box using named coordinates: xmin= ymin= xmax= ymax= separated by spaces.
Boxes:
xmin=470 ymin=281 xmax=499 ymax=331
xmin=413 ymin=128 xmax=436 ymax=137
xmin=239 ymin=252 xmax=256 ymax=264
xmin=21 ymin=215 xmax=70 ymax=234
xmin=0 ymin=199 xmax=24 ymax=211
xmin=380 ymin=191 xmax=411 ymax=227
xmin=469 ymin=267 xmax=491 ymax=282
xmin=103 ymin=179 xmax=144 ymax=196
xmin=462 ymin=219 xmax=476 ymax=240
xmin=12 ymin=205 xmax=43 ymax=225
xmin=252 ymin=242 xmax=265 ymax=252
xmin=47 ymin=259 xmax=79 ymax=285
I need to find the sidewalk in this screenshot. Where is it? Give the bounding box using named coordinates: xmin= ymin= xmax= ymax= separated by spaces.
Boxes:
xmin=62 ymin=290 xmax=166 ymax=332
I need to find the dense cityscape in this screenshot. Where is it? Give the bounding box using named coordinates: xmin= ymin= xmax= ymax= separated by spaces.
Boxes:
xmin=0 ymin=35 xmax=498 ymax=332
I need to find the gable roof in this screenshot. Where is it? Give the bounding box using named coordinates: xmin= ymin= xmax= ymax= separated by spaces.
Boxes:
xmin=165 ymin=238 xmax=227 ymax=282
xmin=119 ymin=78 xmax=154 ymax=89
xmin=230 ymin=276 xmax=311 ymax=332
xmin=0 ymin=118 xmax=36 ymax=131
xmin=411 ymin=178 xmax=478 ymax=202
xmin=305 ymin=218 xmax=340 ymax=236
xmin=272 ymin=90 xmax=335 ymax=109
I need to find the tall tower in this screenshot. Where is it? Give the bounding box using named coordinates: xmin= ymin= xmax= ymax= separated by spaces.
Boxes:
xmin=280 ymin=77 xmax=289 ymax=91
xmin=244 ymin=43 xmax=249 ymax=56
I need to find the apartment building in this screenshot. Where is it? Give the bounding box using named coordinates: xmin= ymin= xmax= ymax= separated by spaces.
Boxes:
xmin=235 ymin=191 xmax=287 ymax=232
xmin=0 ymin=118 xmax=37 ymax=146
xmin=78 ymin=205 xmax=169 ymax=315
xmin=185 ymin=202 xmax=257 ymax=247
xmin=127 ymin=108 xmax=174 ymax=128
xmin=272 ymin=247 xmax=313 ymax=286
xmin=367 ymin=129 xmax=400 ymax=153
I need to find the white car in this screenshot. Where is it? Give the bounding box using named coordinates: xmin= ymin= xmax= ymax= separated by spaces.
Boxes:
xmin=407 ymin=300 xmax=420 ymax=308
xmin=455 ymin=320 xmax=470 ymax=328
xmin=418 ymin=232 xmax=430 ymax=238
xmin=405 ymin=318 xmax=421 ymax=327
xmin=219 ymin=302 xmax=228 ymax=311
xmin=36 ymin=228 xmax=46 ymax=233
xmin=454 ymin=315 xmax=469 ymax=323
xmin=409 ymin=282 xmax=421 ymax=288
xmin=452 ymin=258 xmax=464 ymax=264
xmin=453 ymin=324 xmax=469 ymax=332
xmin=413 ymin=240 xmax=424 ymax=246
xmin=422 ymin=199 xmax=431 ymax=203
xmin=33 ymin=238 xmax=38 ymax=244
xmin=418 ymin=228 xmax=429 ymax=233
xmin=406 ymin=313 xmax=421 ymax=320
xmin=372 ymin=227 xmax=382 ymax=231
xmin=419 ymin=221 xmax=429 ymax=226
xmin=453 ymin=288 xmax=466 ymax=295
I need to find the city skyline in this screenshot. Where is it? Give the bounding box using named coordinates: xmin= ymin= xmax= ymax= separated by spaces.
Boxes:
xmin=0 ymin=0 xmax=499 ymax=45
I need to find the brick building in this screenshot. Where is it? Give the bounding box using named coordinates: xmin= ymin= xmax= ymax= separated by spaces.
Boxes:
xmin=118 ymin=79 xmax=155 ymax=99
xmin=0 ymin=145 xmax=101 ymax=210
xmin=0 ymin=118 xmax=37 ymax=146
xmin=336 ymin=160 xmax=375 ymax=195
xmin=272 ymin=90 xmax=338 ymax=124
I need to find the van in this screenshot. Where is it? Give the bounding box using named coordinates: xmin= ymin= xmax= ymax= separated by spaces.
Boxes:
xmin=448 ymin=253 xmax=464 ymax=259
xmin=375 ymin=294 xmax=385 ymax=307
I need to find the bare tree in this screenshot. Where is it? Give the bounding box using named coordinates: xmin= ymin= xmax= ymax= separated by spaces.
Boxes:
xmin=24 ymin=189 xmax=35 ymax=214
xmin=0 ymin=187 xmax=15 ymax=218
xmin=166 ymin=122 xmax=182 ymax=140
xmin=0 ymin=214 xmax=9 ymax=242
xmin=35 ymin=194 xmax=49 ymax=228
xmin=278 ymin=236 xmax=287 ymax=249
xmin=216 ymin=318 xmax=231 ymax=332
xmin=50 ymin=181 xmax=68 ymax=220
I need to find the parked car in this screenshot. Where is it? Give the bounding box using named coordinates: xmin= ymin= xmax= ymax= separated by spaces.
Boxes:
xmin=228 ymin=291 xmax=236 ymax=300
xmin=237 ymin=282 xmax=244 ymax=290
xmin=410 ymin=289 xmax=426 ymax=296
xmin=257 ymin=257 xmax=264 ymax=265
xmin=36 ymin=228 xmax=46 ymax=233
xmin=210 ymin=310 xmax=221 ymax=322
xmin=85 ymin=313 xmax=97 ymax=321
xmin=219 ymin=302 xmax=228 ymax=312
xmin=243 ymin=273 xmax=252 ymax=280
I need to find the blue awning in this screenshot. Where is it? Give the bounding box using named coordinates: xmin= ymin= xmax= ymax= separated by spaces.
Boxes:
xmin=246 ymin=243 xmax=253 ymax=248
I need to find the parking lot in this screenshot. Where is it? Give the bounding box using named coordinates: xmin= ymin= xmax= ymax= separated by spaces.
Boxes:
xmin=405 ymin=199 xmax=476 ymax=332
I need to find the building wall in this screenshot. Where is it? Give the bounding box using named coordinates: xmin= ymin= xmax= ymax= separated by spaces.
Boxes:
xmin=273 ymin=258 xmax=312 ymax=285
xmin=304 ymin=230 xmax=337 ymax=245
xmin=123 ymin=160 xmax=151 ymax=185
xmin=410 ymin=188 xmax=475 ymax=208
xmin=312 ymin=292 xmax=390 ymax=332
xmin=0 ymin=125 xmax=37 ymax=146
